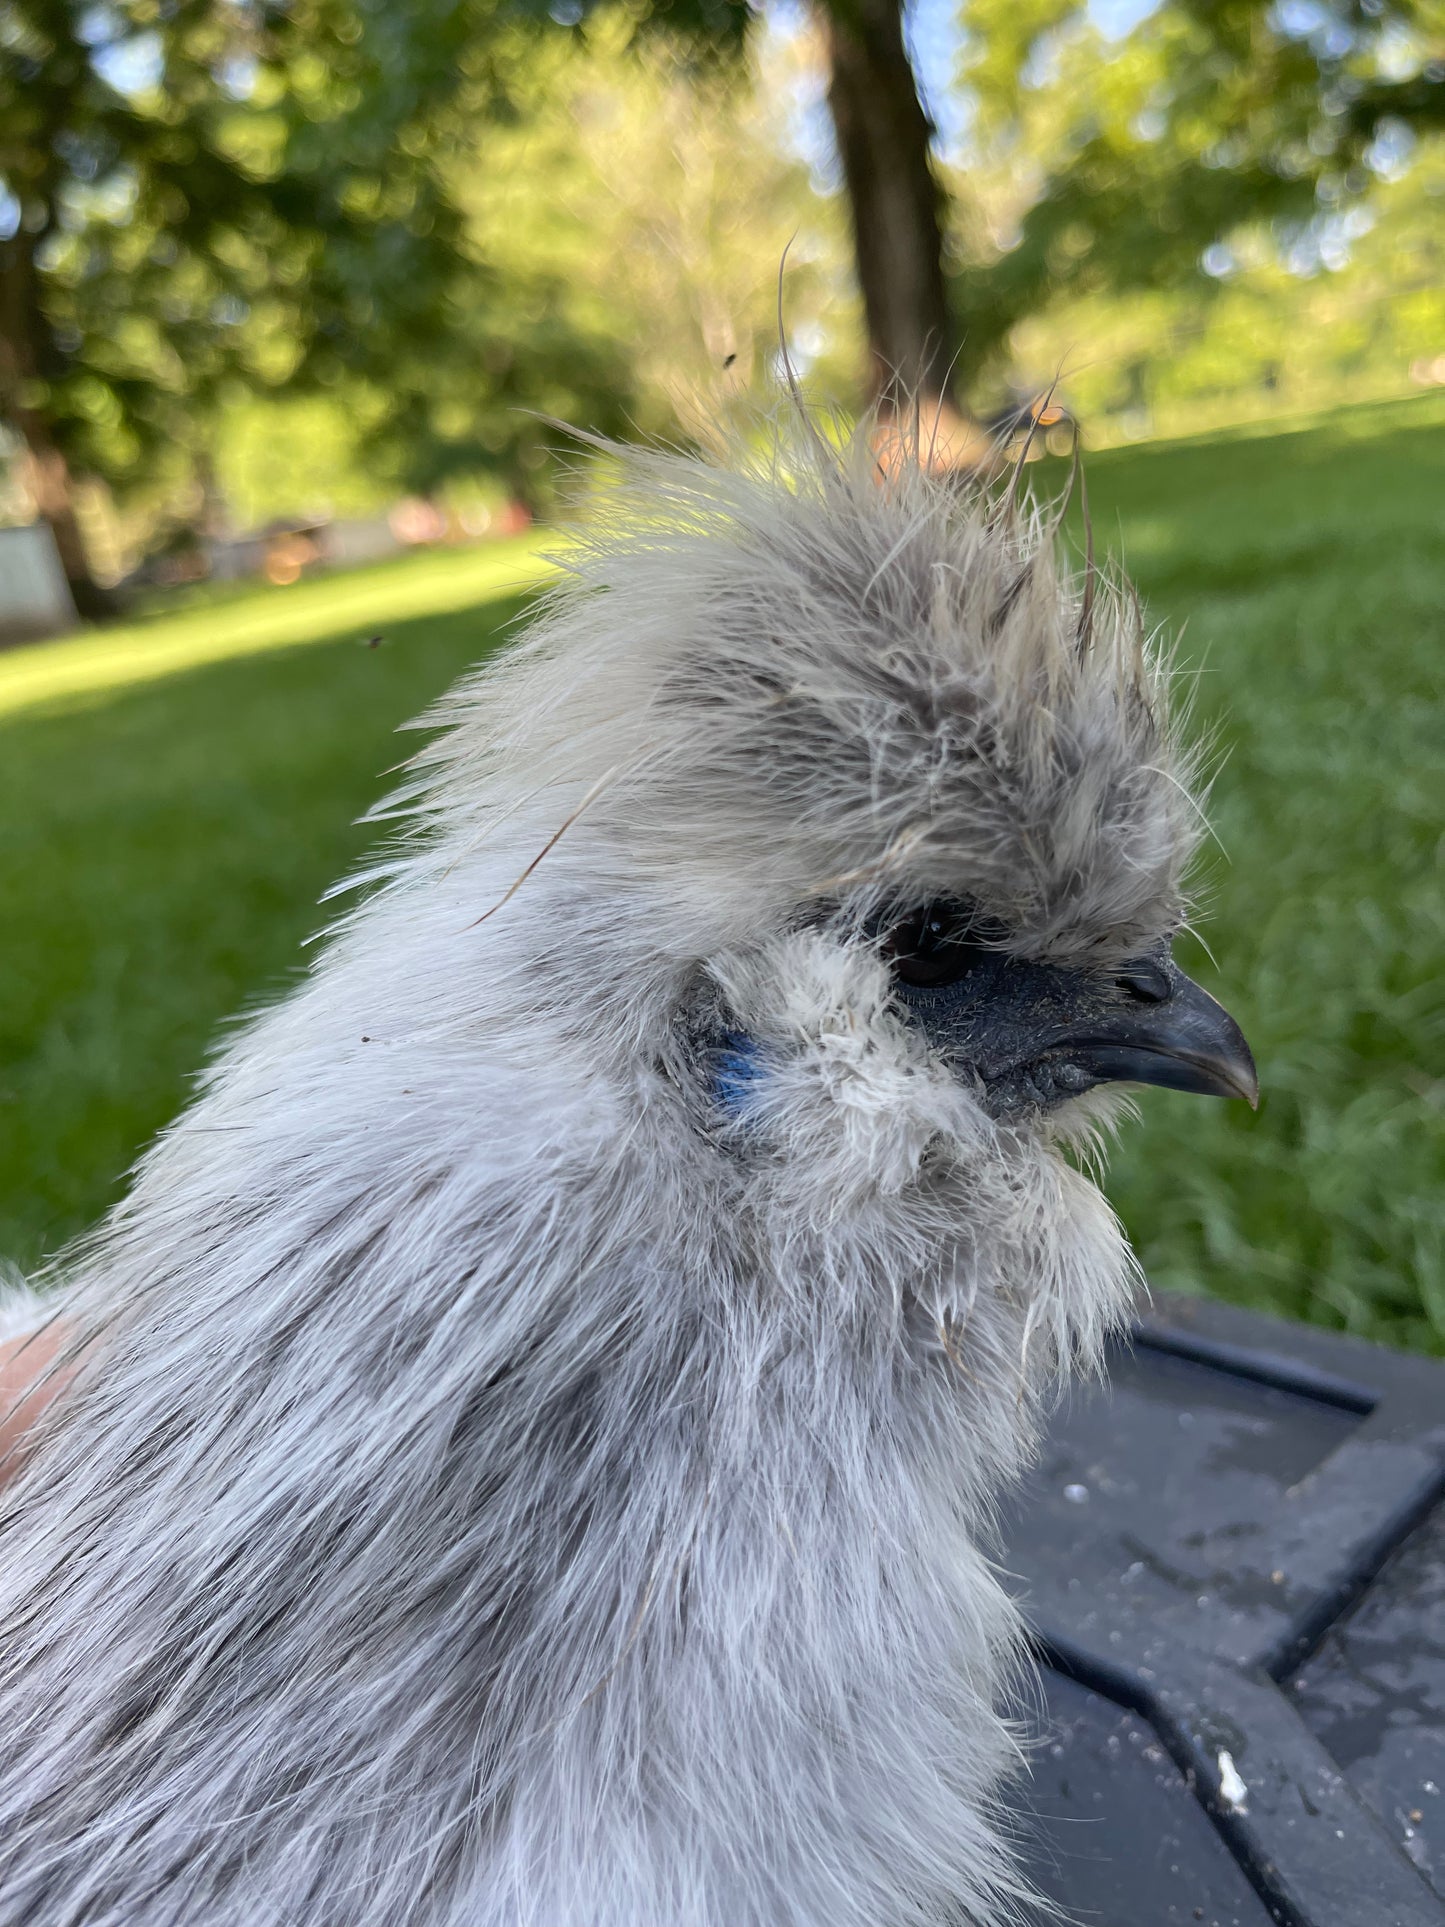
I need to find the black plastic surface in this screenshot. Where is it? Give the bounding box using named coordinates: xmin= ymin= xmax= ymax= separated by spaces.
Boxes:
xmin=1017 ymin=1668 xmax=1276 ymax=1926
xmin=1002 ymin=1295 xmax=1445 ymax=1927
xmin=1292 ymin=1503 xmax=1445 ymax=1901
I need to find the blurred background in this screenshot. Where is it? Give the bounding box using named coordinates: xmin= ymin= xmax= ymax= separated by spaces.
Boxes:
xmin=1 ymin=0 xmax=1442 ymax=1348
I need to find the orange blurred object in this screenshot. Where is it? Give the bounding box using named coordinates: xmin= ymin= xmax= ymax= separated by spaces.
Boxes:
xmin=0 ymin=1322 xmax=74 ymax=1485
xmin=871 ymin=394 xmax=1000 ymax=483
xmin=262 ymin=528 xmax=321 ymax=587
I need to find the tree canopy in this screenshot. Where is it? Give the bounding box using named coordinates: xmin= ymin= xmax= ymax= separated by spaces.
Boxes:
xmin=0 ymin=0 xmax=751 ymax=597
xmin=952 ymin=0 xmax=1445 ymax=380
xmin=4 ymin=0 xmax=1442 ymax=599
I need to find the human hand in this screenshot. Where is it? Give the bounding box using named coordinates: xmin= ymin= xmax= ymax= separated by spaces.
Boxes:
xmin=0 ymin=1323 xmax=73 ymax=1483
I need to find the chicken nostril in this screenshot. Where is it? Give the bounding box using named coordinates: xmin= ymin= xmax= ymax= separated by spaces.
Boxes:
xmin=1114 ymin=960 xmax=1171 ymax=1004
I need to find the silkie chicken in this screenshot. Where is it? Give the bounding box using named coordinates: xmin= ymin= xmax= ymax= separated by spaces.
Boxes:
xmin=0 ymin=405 xmax=1256 ymax=1927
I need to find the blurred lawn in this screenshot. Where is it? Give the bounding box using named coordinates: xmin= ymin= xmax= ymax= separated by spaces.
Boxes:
xmin=2 ymin=397 xmax=1442 ymax=1350
xmin=1087 ymin=393 xmax=1445 ymax=1352
xmin=0 ymin=539 xmax=547 ymax=1278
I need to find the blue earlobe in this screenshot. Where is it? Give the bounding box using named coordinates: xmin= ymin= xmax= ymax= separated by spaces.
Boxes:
xmin=713 ymin=1031 xmax=767 ymax=1119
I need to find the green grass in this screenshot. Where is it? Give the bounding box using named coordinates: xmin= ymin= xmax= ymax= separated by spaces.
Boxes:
xmin=2 ymin=396 xmax=1442 ymax=1350
xmin=1080 ymin=393 xmax=1445 ymax=1351
xmin=0 ymin=540 xmax=547 ymax=1275
xmin=0 ymin=537 xmax=552 ymax=721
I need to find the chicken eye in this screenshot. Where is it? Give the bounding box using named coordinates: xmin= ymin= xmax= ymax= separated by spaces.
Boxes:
xmin=883 ymin=901 xmax=1002 ymax=989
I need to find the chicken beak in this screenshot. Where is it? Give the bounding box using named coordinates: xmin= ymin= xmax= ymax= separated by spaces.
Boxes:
xmin=1052 ymin=964 xmax=1259 ymax=1108
xmin=893 ymin=949 xmax=1259 ymax=1111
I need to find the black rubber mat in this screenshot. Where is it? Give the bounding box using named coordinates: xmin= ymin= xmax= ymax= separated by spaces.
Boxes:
xmin=1003 ymin=1295 xmax=1445 ymax=1926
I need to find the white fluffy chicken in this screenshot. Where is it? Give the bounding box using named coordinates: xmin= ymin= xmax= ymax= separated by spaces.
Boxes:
xmin=0 ymin=408 xmax=1255 ymax=1927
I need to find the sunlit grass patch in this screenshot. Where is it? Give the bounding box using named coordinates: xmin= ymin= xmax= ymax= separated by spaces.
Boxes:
xmin=0 ymin=535 xmax=552 ymax=723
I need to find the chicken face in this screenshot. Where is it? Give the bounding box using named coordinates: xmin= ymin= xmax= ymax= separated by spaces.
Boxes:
xmin=877 ymin=899 xmax=1256 ymax=1117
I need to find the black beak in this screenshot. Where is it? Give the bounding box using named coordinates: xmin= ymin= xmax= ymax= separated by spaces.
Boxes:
xmin=1048 ymin=960 xmax=1259 ymax=1107
xmin=893 ymin=948 xmax=1258 ymax=1114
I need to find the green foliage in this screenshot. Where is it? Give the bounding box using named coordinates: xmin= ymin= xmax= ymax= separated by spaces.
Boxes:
xmin=952 ymin=0 xmax=1445 ymax=378
xmin=0 ymin=0 xmax=757 ymax=524
xmin=1 ymin=397 xmax=1442 ymax=1350
xmin=1 ymin=0 xmax=468 ymax=481
xmin=124 ymin=12 xmax=856 ymax=534
xmin=212 ymin=389 xmax=400 ymax=529
xmin=1008 ymin=136 xmax=1445 ymax=443
xmin=454 ymin=10 xmax=859 ymax=456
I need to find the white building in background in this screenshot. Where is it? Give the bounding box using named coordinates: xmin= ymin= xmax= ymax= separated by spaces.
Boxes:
xmin=0 ymin=523 xmax=78 ymax=646
xmin=326 ymin=516 xmax=402 ymax=569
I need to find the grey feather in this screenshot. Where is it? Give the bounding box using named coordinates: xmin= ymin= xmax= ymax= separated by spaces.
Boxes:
xmin=0 ymin=408 xmax=1207 ymax=1926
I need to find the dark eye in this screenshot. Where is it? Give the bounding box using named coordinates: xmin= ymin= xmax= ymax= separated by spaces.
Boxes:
xmin=883 ymin=901 xmax=1003 ymax=989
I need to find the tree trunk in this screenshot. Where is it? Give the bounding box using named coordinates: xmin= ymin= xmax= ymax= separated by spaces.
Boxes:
xmin=0 ymin=231 xmax=114 ymax=620
xmin=19 ymin=433 xmax=111 ymax=621
xmin=821 ymin=0 xmax=956 ymax=407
